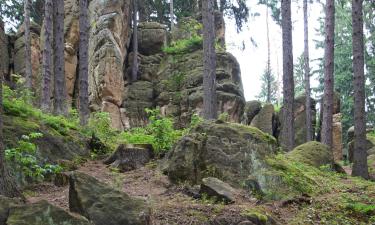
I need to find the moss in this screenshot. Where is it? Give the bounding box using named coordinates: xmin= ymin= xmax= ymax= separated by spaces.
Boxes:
xmin=241 ymin=208 xmax=269 ymax=223
xmin=287 ymin=141 xmax=332 ymax=167
xmin=227 ymin=123 xmax=277 ymax=145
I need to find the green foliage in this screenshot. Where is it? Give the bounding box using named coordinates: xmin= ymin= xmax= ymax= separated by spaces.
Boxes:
xmin=256 ymin=67 xmax=278 ymax=104
xmin=218 ymin=112 xmax=229 ymax=122
xmin=345 ymin=202 xmax=375 ymax=216
xmin=163 ymin=35 xmax=203 ymax=54
xmin=83 ymin=112 xmax=117 ymax=148
xmin=146 ymin=108 xmax=184 ymax=154
xmin=294 ymin=53 xmax=308 ymax=97
xmin=5 ymin=133 xmax=63 ymax=182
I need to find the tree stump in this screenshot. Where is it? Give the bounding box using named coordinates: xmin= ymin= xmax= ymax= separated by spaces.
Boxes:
xmin=104 ymin=144 xmax=153 ymax=172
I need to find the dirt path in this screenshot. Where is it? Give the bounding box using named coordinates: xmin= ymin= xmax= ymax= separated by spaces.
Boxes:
xmin=26 ymin=160 xmax=294 ymax=224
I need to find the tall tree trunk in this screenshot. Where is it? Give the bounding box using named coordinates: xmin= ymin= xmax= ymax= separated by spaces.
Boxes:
xmin=266 ymin=0 xmax=271 ymax=103
xmin=170 ymin=0 xmax=174 ymax=30
xmin=24 ymin=0 xmax=32 ymax=89
xmin=281 ymin=0 xmax=295 ymax=150
xmin=321 ymin=0 xmax=335 ymax=149
xmin=0 ymin=53 xmax=21 ymax=198
xmin=132 ymin=0 xmax=139 ymax=83
xmin=41 ymin=0 xmax=53 ymax=112
xmin=352 ymin=0 xmax=369 ymax=179
xmin=53 ymin=0 xmax=68 ymax=116
xmin=202 ymin=0 xmax=217 ymax=120
xmin=79 ymin=0 xmax=89 ymax=126
xmin=304 ymin=0 xmax=313 ymax=141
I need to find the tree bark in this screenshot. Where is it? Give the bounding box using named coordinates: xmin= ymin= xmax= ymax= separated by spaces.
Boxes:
xmin=281 ymin=0 xmax=294 ymax=150
xmin=321 ymin=0 xmax=335 ymax=149
xmin=24 ymin=0 xmax=32 ymax=89
xmin=41 ymin=0 xmax=53 ymax=112
xmin=266 ymin=0 xmax=271 ymax=104
xmin=202 ymin=0 xmax=217 ymax=120
xmin=0 ymin=51 xmax=21 ymax=198
xmin=79 ymin=0 xmax=89 ymax=126
xmin=53 ymin=0 xmax=68 ymax=115
xmin=351 ymin=0 xmax=369 ymax=179
xmin=170 ymin=0 xmax=174 ymax=30
xmin=131 ymin=0 xmax=138 ymax=83
xmin=304 ymin=0 xmax=313 ymax=141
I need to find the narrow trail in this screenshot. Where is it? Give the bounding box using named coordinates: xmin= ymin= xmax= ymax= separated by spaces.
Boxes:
xmin=24 ymin=160 xmax=283 ymax=224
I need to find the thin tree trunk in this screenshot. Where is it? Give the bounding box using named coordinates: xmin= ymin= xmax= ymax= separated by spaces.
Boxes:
xmin=352 ymin=0 xmax=369 ymax=179
xmin=24 ymin=0 xmax=32 ymax=89
xmin=132 ymin=0 xmax=138 ymax=83
xmin=304 ymin=0 xmax=313 ymax=141
xmin=53 ymin=0 xmax=68 ymax=115
xmin=170 ymin=0 xmax=174 ymax=30
xmin=202 ymin=0 xmax=217 ymax=120
xmin=266 ymin=1 xmax=271 ymax=103
xmin=281 ymin=0 xmax=295 ymax=150
xmin=321 ymin=0 xmax=335 ymax=149
xmin=41 ymin=0 xmax=53 ymax=112
xmin=79 ymin=0 xmax=89 ymax=126
xmin=0 ymin=53 xmax=21 ymax=198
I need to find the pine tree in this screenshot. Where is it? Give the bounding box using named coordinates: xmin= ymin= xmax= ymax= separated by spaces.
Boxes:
xmin=41 ymin=0 xmax=53 ymax=112
xmin=79 ymin=0 xmax=89 ymax=125
xmin=202 ymin=0 xmax=217 ymax=120
xmin=53 ymin=0 xmax=68 ymax=115
xmin=281 ymin=0 xmax=295 ymax=150
xmin=304 ymin=0 xmax=313 ymax=141
xmin=321 ymin=0 xmax=335 ymax=149
xmin=351 ymin=0 xmax=369 ymax=179
xmin=24 ymin=0 xmax=32 ymax=89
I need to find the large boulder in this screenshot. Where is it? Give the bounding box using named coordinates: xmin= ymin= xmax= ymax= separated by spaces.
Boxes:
xmin=88 ymin=0 xmax=131 ymax=130
xmin=69 ymin=172 xmax=150 ymax=225
xmin=348 ymin=135 xmax=375 ymax=163
xmin=293 ymin=95 xmax=316 ymax=146
xmin=242 ymin=100 xmax=262 ymax=125
xmin=250 ymin=104 xmax=274 ymax=135
xmin=287 ymin=141 xmax=332 ymax=168
xmin=279 ymin=95 xmax=316 ymax=148
xmin=6 ymin=201 xmax=90 ymax=225
xmin=162 ymin=121 xmax=277 ymax=190
xmin=137 ymin=22 xmax=167 ymax=56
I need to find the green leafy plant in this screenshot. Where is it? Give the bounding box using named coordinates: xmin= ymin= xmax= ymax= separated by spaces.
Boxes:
xmin=5 ymin=133 xmax=63 ymax=182
xmin=83 ymin=112 xmax=117 ymax=148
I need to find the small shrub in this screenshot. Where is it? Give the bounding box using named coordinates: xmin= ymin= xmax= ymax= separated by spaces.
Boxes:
xmin=5 ymin=133 xmax=63 ymax=182
xmin=83 ymin=112 xmax=117 ymax=148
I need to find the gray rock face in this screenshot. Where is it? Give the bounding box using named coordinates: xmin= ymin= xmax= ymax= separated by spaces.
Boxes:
xmin=200 ymin=177 xmax=236 ymax=203
xmin=137 ymin=22 xmax=167 ymax=56
xmin=279 ymin=94 xmax=316 ymax=148
xmin=251 ymin=104 xmax=275 ymax=135
xmin=69 ymin=172 xmax=150 ymax=225
xmin=13 ymin=22 xmax=41 ymax=88
xmin=125 ymin=49 xmax=245 ymax=128
xmin=162 ymin=121 xmax=277 ymax=190
xmin=242 ymin=101 xmax=262 ymax=125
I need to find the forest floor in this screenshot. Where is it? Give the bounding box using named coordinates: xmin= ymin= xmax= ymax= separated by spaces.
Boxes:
xmin=23 ymin=159 xmax=375 ymax=225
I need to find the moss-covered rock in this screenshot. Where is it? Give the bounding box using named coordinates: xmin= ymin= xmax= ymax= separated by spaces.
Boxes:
xmin=162 ymin=121 xmax=277 ymax=192
xmin=0 ymin=196 xmax=22 ymax=224
xmin=69 ymin=172 xmax=150 ymax=225
xmin=250 ymin=104 xmax=275 ymax=135
xmin=287 ymin=141 xmax=332 ymax=168
xmin=5 ymin=200 xmax=90 ymax=225
xmin=242 ymin=100 xmax=262 ymax=125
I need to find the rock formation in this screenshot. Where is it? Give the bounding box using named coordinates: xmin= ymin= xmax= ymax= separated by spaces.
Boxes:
xmin=250 ymin=103 xmax=275 ymax=135
xmin=0 ymin=20 xmax=9 ymax=79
